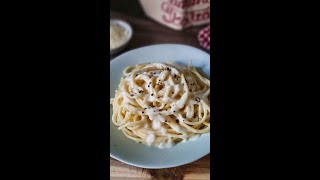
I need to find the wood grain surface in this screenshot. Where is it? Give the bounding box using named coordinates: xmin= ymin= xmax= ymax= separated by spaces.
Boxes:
xmin=110 ymin=1 xmax=210 ymax=179
xmin=110 ymin=155 xmax=210 ymax=180
xmin=110 ymin=11 xmax=208 ymax=60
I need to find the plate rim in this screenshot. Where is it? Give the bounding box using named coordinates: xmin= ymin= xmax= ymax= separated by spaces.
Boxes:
xmin=110 ymin=151 xmax=209 ymax=169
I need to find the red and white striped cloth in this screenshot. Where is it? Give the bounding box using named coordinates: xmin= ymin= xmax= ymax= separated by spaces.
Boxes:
xmin=198 ymin=25 xmax=210 ymax=50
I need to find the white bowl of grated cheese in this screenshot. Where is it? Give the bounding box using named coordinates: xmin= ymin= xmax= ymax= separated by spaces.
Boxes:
xmin=110 ymin=19 xmax=133 ymax=56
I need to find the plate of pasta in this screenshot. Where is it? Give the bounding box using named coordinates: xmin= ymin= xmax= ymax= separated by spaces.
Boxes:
xmin=110 ymin=44 xmax=210 ymax=169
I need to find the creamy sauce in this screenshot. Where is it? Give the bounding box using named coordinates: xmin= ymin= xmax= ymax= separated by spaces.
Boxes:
xmin=146 ymin=134 xmax=155 ymax=145
xmin=157 ymin=138 xmax=173 ymax=149
xmin=111 ymin=63 xmax=210 ymax=148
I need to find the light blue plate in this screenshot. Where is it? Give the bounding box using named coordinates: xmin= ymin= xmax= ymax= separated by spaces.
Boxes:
xmin=110 ymin=44 xmax=210 ymax=169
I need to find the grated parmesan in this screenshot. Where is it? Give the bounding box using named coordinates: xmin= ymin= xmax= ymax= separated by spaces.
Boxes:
xmin=110 ymin=23 xmax=128 ymax=50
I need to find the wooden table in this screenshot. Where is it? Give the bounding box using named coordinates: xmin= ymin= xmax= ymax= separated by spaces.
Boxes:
xmin=110 ymin=1 xmax=210 ymax=179
xmin=110 ymin=11 xmax=208 ymax=60
xmin=110 ymin=155 xmax=210 ymax=180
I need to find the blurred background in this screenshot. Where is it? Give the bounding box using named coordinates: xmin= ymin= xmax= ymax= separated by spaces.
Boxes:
xmin=110 ymin=0 xmax=210 ymax=59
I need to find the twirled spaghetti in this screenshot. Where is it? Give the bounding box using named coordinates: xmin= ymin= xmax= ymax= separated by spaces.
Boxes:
xmin=110 ymin=62 xmax=210 ymax=148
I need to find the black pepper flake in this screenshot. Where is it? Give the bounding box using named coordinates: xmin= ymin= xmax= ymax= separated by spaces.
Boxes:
xmin=136 ymin=74 xmax=138 ymax=76
xmin=174 ymin=74 xmax=176 ymax=78
xmin=173 ymin=111 xmax=176 ymax=113
xmin=196 ymin=97 xmax=200 ymax=102
xmin=172 ymin=92 xmax=174 ymax=94
xmin=176 ymin=119 xmax=179 ymax=123
xmin=183 ymin=115 xmax=186 ymax=118
xmin=149 ymin=82 xmax=151 ymax=84
xmin=167 ymin=68 xmax=170 ymax=71
xmin=142 ymin=111 xmax=144 ymax=114
xmin=154 ymin=111 xmax=156 ymax=112
xmin=148 ymin=85 xmax=150 ymax=87
xmin=151 ymin=94 xmax=154 ymax=96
